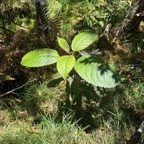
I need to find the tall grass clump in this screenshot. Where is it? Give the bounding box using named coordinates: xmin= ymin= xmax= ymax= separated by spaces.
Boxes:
xmin=0 ymin=114 xmax=89 ymax=144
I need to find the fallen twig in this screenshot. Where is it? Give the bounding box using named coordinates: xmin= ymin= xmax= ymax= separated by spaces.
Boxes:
xmin=0 ymin=79 xmax=36 ymax=98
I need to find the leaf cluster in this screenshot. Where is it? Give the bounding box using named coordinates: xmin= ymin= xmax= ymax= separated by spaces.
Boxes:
xmin=21 ymin=32 xmax=120 ymax=88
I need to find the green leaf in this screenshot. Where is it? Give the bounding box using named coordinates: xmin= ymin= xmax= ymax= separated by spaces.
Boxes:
xmin=71 ymin=32 xmax=98 ymax=52
xmin=21 ymin=48 xmax=60 ymax=67
xmin=74 ymin=56 xmax=120 ymax=88
xmin=57 ymin=37 xmax=70 ymax=53
xmin=57 ymin=55 xmax=75 ymax=79
xmin=99 ymin=21 xmax=104 ymax=27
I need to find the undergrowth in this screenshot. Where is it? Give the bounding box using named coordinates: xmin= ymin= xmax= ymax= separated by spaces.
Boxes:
xmin=0 ymin=80 xmax=144 ymax=144
xmin=0 ymin=0 xmax=144 ymax=143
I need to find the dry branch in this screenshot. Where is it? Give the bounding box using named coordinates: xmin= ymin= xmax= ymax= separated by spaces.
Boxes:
xmin=0 ymin=79 xmax=36 ymax=98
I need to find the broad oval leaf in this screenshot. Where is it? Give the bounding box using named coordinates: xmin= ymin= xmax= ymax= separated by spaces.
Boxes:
xmin=74 ymin=56 xmax=120 ymax=88
xmin=57 ymin=55 xmax=75 ymax=79
xmin=57 ymin=37 xmax=70 ymax=53
xmin=21 ymin=48 xmax=60 ymax=67
xmin=71 ymin=32 xmax=98 ymax=52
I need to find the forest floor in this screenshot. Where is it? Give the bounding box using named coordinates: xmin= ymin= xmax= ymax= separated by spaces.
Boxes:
xmin=0 ymin=75 xmax=144 ymax=144
xmin=0 ymin=1 xmax=144 ymax=143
